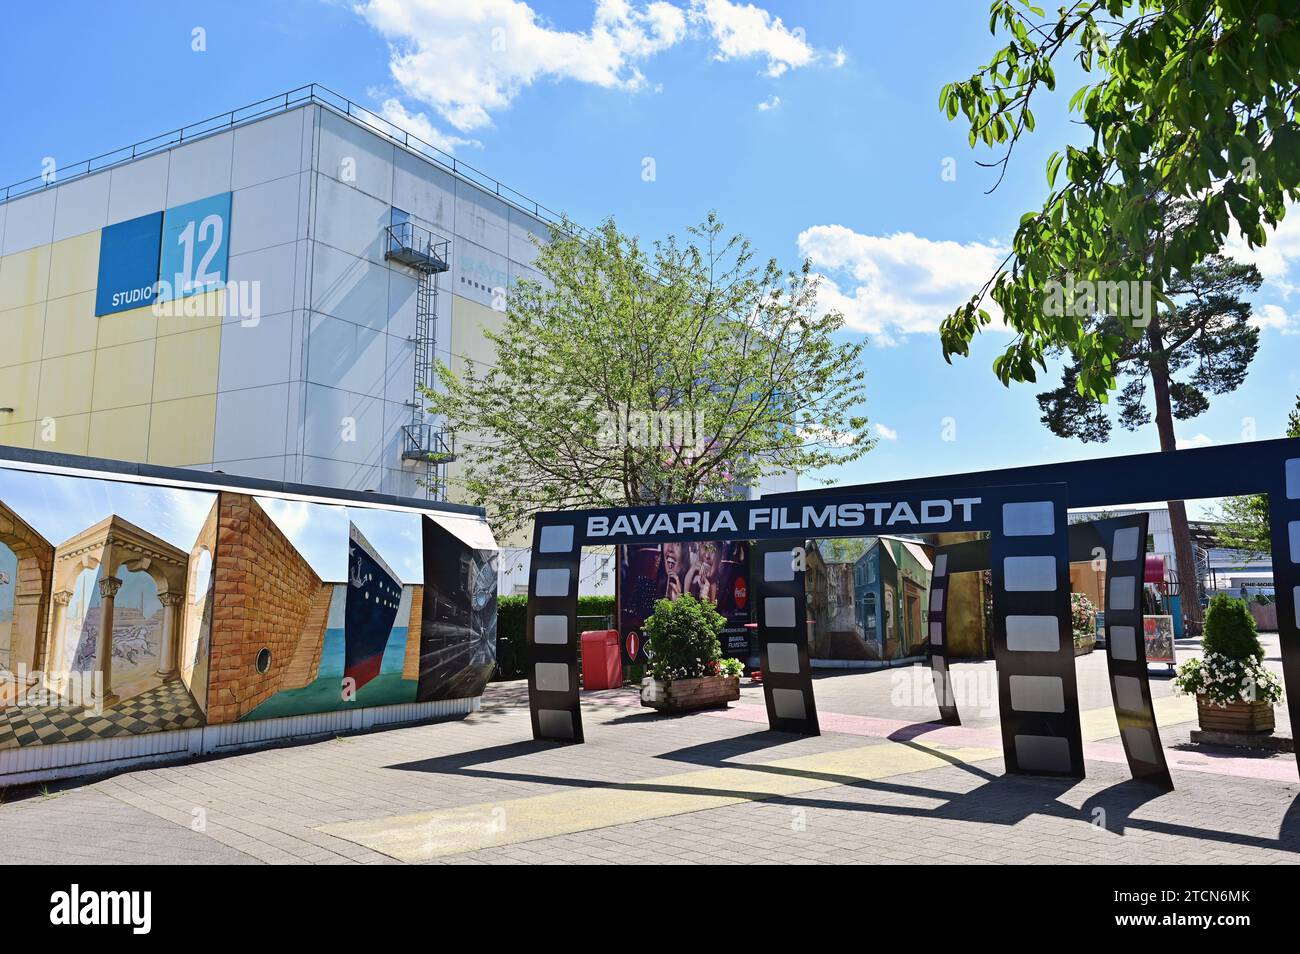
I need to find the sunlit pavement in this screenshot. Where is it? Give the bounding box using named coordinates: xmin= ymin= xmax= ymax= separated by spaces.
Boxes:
xmin=1 ymin=637 xmax=1296 ymax=865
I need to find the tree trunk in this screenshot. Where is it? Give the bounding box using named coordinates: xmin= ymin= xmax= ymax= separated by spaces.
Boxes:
xmin=1147 ymin=321 xmax=1204 ymax=633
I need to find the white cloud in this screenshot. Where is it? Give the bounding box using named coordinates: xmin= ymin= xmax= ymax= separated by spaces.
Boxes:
xmin=372 ymin=98 xmax=483 ymax=153
xmin=873 ymin=422 xmax=898 ymax=441
xmin=354 ymin=0 xmax=837 ymax=136
xmin=1223 ymin=202 xmax=1300 ymax=296
xmin=1251 ymin=303 xmax=1300 ymax=334
xmin=691 ymin=0 xmax=818 ymax=77
xmin=1176 ymin=432 xmax=1214 ymax=449
xmin=756 ymin=94 xmax=781 ymax=111
xmin=796 ymin=224 xmax=1008 ymax=345
xmin=357 ymin=0 xmax=686 ymax=132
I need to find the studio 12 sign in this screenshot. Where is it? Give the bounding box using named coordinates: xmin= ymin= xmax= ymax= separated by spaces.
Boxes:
xmin=94 ymin=191 xmax=231 ymax=317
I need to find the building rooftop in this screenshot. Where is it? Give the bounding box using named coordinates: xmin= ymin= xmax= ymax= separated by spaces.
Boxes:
xmin=0 ymin=83 xmax=574 ymax=235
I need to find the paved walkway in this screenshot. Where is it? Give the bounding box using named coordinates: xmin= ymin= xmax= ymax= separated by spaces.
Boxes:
xmin=2 ymin=639 xmax=1297 ymax=864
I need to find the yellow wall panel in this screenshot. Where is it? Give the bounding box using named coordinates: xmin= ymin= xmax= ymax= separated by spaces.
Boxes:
xmin=95 ymin=299 xmax=158 ymax=349
xmin=0 ymin=245 xmax=52 ymax=311
xmin=32 ymin=410 xmax=90 ymax=456
xmin=37 ymin=350 xmax=96 ymax=419
xmin=450 ymin=296 xmax=504 ymax=372
xmin=152 ymin=325 xmax=221 ymax=402
xmin=147 ymin=394 xmax=216 ymax=466
xmin=0 ymin=419 xmax=35 ymax=450
xmin=0 ymin=361 xmax=42 ymax=423
xmin=46 ymin=231 xmax=100 ymax=300
xmin=154 ymin=289 xmax=225 ymax=337
xmin=41 ymin=291 xmax=98 ymax=358
xmin=88 ymin=405 xmax=151 ymax=462
xmin=91 ymin=339 xmax=154 ymax=411
xmin=0 ymin=303 xmax=46 ymax=368
xmin=446 ymin=295 xmax=504 ymax=513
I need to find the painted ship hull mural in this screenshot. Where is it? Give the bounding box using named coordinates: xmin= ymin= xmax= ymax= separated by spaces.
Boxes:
xmin=344 ymin=523 xmax=403 ymax=692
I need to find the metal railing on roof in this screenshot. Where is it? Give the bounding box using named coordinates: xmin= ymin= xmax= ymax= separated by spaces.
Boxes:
xmin=0 ymin=83 xmax=585 ymax=239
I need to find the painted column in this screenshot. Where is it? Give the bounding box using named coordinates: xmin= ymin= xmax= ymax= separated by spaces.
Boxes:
xmin=48 ymin=590 xmax=72 ymax=689
xmin=156 ymin=592 xmax=184 ymax=676
xmin=96 ymin=576 xmax=123 ymax=706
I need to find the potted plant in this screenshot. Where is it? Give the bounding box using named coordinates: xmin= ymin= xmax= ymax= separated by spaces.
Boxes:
xmin=639 ymin=595 xmax=743 ymax=712
xmin=1071 ymin=592 xmax=1097 ymax=655
xmin=1174 ymin=593 xmax=1283 ymax=734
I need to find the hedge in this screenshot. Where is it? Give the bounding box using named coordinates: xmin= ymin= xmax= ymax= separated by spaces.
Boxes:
xmin=495 ymin=594 xmax=616 ymax=679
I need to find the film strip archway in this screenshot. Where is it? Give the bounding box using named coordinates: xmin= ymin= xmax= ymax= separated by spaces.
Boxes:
xmin=526 ymin=482 xmax=1085 ymax=779
xmin=527 ymin=436 xmax=1300 ymax=788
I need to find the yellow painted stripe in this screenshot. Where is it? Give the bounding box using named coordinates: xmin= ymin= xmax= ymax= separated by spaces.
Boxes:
xmin=1080 ymin=693 xmax=1197 ymax=741
xmin=319 ymin=740 xmax=1002 ymax=862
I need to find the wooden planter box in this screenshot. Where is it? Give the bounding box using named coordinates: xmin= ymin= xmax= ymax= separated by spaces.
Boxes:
xmin=1073 ymin=635 xmax=1096 ymax=656
xmin=640 ymin=675 xmax=740 ymax=713
xmin=1196 ymin=695 xmax=1275 ymax=734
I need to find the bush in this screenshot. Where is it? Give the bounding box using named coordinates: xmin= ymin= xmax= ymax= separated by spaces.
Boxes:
xmin=1202 ymin=593 xmax=1263 ymax=661
xmin=643 ymin=594 xmax=724 ymax=682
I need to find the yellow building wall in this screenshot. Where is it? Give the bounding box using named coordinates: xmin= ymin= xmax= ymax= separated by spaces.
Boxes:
xmin=443 ymin=295 xmax=533 ymax=544
xmin=0 ymin=229 xmax=223 ymax=466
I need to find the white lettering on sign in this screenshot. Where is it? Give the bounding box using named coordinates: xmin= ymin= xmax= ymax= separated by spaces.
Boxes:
xmin=584 ymin=497 xmax=985 ymax=541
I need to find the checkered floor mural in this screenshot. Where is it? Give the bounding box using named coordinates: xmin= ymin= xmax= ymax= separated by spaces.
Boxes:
xmin=0 ymin=677 xmax=203 ymax=749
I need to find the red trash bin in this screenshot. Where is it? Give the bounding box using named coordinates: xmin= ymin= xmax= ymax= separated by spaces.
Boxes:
xmin=580 ymin=629 xmax=622 ymax=690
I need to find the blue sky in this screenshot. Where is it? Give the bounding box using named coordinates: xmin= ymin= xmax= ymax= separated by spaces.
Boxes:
xmin=3 ymin=0 xmax=1297 ymax=517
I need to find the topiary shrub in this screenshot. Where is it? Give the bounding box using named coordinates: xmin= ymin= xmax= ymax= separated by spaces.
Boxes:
xmin=1201 ymin=592 xmax=1263 ymax=661
xmin=496 ymin=595 xmax=529 ymax=679
xmin=577 ymin=595 xmax=615 ymax=619
xmin=643 ymin=594 xmax=724 ymax=682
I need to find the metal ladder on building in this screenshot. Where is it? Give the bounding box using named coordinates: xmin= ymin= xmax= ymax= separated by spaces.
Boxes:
xmin=384 ymin=220 xmax=455 ymax=500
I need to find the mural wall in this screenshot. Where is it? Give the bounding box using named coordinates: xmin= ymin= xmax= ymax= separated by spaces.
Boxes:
xmin=0 ymin=465 xmax=497 ymax=754
xmin=806 ymin=535 xmax=935 ymax=662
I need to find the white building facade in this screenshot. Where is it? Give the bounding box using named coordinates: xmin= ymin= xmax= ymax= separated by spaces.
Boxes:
xmin=0 ymin=87 xmax=795 ymax=597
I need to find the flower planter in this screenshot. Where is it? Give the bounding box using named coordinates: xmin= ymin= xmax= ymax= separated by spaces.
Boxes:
xmin=640 ymin=675 xmax=740 ymax=713
xmin=1196 ymin=695 xmax=1275 ymax=734
xmin=1073 ymin=634 xmax=1096 ymax=656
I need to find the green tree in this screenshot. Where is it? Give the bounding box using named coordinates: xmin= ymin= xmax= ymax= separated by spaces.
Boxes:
xmin=1035 ymin=250 xmax=1260 ymax=612
xmin=1214 ymin=394 xmax=1300 ymax=557
xmin=938 ymin=0 xmax=1300 ymax=628
xmin=425 ymin=215 xmax=872 ymax=536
